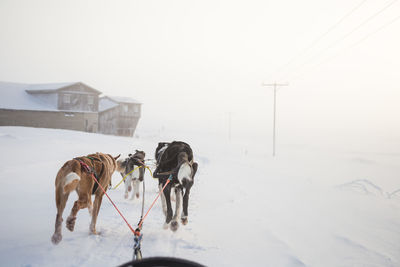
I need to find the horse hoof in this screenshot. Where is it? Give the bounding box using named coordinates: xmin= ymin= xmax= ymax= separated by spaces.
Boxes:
xmin=170 ymin=221 xmax=179 ymax=232
xmin=51 ymin=233 xmax=62 ymax=244
xmin=163 ymin=222 xmax=170 ymax=230
xmin=135 ymin=193 xmax=140 ymax=199
xmin=90 ymin=230 xmax=99 ymax=235
xmin=181 ymin=217 xmax=188 ymax=225
xmin=66 ymin=216 xmax=76 ymax=232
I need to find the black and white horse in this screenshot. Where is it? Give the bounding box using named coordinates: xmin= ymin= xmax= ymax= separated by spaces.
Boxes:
xmin=154 ymin=141 xmax=198 ymax=231
xmin=120 ymin=150 xmax=145 ymax=200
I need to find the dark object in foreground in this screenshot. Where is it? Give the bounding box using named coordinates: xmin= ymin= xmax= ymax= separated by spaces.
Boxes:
xmin=119 ymin=257 xmax=205 ymax=267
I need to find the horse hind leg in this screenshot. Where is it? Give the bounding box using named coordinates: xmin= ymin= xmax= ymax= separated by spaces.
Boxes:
xmin=90 ymin=194 xmax=104 ymax=234
xmin=170 ymin=187 xmax=182 ymax=232
xmin=159 ymin=184 xmax=168 ymax=217
xmin=163 ymin=184 xmax=173 ymax=228
xmin=132 ymin=179 xmax=140 ymax=199
xmin=125 ymin=175 xmax=132 ymax=199
xmin=87 ymin=194 xmax=93 ymax=215
xmin=51 ymin=187 xmax=70 ymax=245
xmin=66 ymin=196 xmax=90 ymax=232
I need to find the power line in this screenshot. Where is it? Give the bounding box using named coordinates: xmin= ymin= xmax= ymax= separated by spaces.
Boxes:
xmin=283 ymin=0 xmax=398 ymax=82
xmin=272 ymin=0 xmax=369 ymax=78
xmin=322 ymin=0 xmax=397 ymax=52
xmin=288 ymin=13 xmax=400 ymax=82
xmin=350 ymin=13 xmax=400 ymax=48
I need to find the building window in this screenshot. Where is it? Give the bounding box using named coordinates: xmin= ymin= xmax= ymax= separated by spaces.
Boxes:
xmin=133 ymin=105 xmax=140 ymax=113
xmin=87 ymin=95 xmax=94 ymax=105
xmin=63 ymin=94 xmax=71 ymax=104
xmin=123 ymin=105 xmax=128 ymax=113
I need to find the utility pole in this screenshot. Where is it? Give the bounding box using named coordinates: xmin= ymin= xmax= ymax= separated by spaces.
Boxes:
xmin=262 ymin=82 xmax=289 ymax=157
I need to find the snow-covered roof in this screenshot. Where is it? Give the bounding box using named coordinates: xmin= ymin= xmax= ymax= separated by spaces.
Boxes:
xmin=98 ymin=97 xmax=119 ymax=112
xmin=25 ymin=81 xmax=102 ymax=94
xmin=0 ymin=81 xmax=102 ymax=112
xmin=0 ymin=81 xmax=58 ymax=111
xmin=99 ymin=95 xmax=141 ymax=112
xmin=0 ymin=81 xmax=138 ymax=113
xmin=106 ymin=95 xmax=141 ymax=104
xmin=26 ymin=82 xmax=76 ymax=91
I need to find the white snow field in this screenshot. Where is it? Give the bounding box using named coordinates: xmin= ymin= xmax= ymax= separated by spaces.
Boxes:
xmin=0 ymin=126 xmax=399 ymax=267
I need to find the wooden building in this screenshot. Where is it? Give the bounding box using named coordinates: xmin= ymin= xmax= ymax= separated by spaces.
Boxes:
xmin=0 ymin=81 xmax=141 ymax=136
xmin=98 ymin=96 xmax=141 ymax=137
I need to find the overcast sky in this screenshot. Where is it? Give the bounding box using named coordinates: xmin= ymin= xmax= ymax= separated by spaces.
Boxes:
xmin=1 ymin=0 xmax=399 ymax=151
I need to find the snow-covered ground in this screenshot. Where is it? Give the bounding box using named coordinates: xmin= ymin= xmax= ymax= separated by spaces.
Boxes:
xmin=0 ymin=126 xmax=399 ymax=267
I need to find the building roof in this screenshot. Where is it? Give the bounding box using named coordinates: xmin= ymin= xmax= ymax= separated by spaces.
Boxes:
xmin=0 ymin=81 xmax=102 ymax=112
xmin=0 ymin=81 xmax=58 ymax=111
xmin=106 ymin=95 xmax=141 ymax=104
xmin=26 ymin=82 xmax=76 ymax=91
xmin=99 ymin=95 xmax=141 ymax=112
xmin=26 ymin=82 xmax=102 ymax=94
xmin=0 ymin=81 xmax=140 ymax=113
xmin=98 ymin=97 xmax=119 ymax=112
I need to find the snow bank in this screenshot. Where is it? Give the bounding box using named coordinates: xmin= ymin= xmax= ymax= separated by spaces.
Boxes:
xmin=0 ymin=126 xmax=399 ymax=267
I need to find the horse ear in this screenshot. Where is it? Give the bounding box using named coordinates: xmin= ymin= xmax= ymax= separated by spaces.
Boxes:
xmin=128 ymin=153 xmax=132 ymax=157
xmin=114 ymin=154 xmax=121 ymax=160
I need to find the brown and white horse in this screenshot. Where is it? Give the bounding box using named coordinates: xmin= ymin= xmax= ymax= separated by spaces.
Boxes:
xmin=51 ymin=152 xmax=125 ymax=244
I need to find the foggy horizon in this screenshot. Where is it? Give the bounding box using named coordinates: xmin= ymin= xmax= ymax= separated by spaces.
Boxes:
xmin=1 ymin=2 xmax=400 ymax=266
xmin=1 ymin=0 xmax=399 ymax=152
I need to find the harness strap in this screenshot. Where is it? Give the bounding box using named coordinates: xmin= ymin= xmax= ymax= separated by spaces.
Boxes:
xmin=75 ymin=158 xmax=161 ymax=235
xmin=137 ymin=175 xmax=173 ymax=230
xmin=86 ymin=156 xmax=102 ymax=161
xmin=111 ymin=165 xmax=154 ymax=190
xmin=76 ymin=159 xmax=175 ymax=260
xmin=91 ymin=164 xmax=98 ymax=179
xmin=155 ymin=160 xmax=193 ymax=177
xmin=156 ymin=170 xmax=174 ymax=176
xmin=85 ymin=156 xmax=101 ymax=178
xmin=76 ymin=159 xmax=140 ymax=236
xmin=82 ymin=156 xmax=105 ymax=194
xmin=74 ymin=157 xmax=96 ymax=176
xmin=74 ymin=158 xmax=175 ymax=262
xmin=74 ymin=158 xmax=90 ymax=172
xmin=133 ymin=157 xmax=145 ymax=166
